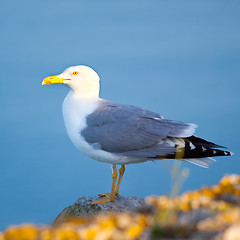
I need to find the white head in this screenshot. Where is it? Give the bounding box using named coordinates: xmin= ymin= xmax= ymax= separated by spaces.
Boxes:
xmin=42 ymin=65 xmax=100 ymax=99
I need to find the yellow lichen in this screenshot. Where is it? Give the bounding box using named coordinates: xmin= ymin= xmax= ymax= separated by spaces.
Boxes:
xmin=85 ymin=228 xmax=97 ymax=240
xmin=0 ymin=233 xmax=5 ymax=240
xmin=39 ymin=228 xmax=52 ymax=240
xmin=4 ymin=224 xmax=38 ymax=240
xmin=128 ymin=225 xmax=143 ymax=238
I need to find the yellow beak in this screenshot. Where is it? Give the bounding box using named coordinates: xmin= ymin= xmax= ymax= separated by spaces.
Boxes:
xmin=42 ymin=75 xmax=69 ymax=85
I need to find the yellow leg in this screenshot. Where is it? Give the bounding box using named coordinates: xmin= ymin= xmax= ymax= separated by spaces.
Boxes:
xmin=92 ymin=165 xmax=118 ymax=204
xmin=115 ymin=165 xmax=125 ymax=197
xmin=110 ymin=165 xmax=118 ymax=201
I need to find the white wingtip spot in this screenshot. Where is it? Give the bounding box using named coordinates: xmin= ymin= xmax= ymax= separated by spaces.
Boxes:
xmin=202 ymin=147 xmax=207 ymax=152
xmin=190 ymin=142 xmax=196 ymax=150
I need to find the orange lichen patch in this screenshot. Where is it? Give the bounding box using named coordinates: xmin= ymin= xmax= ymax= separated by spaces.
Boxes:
xmin=201 ymin=187 xmax=215 ymax=198
xmin=212 ymin=185 xmax=222 ymax=195
xmin=147 ymin=174 xmax=240 ymax=213
xmin=120 ymin=215 xmax=147 ymax=239
xmin=39 ymin=228 xmax=52 ymax=240
xmin=54 ymin=225 xmax=80 ymax=240
xmin=83 ymin=228 xmax=97 ymax=240
xmin=98 ymin=217 xmax=116 ymax=229
xmin=60 ymin=218 xmax=87 ymax=225
xmin=221 ymin=174 xmax=240 ymax=185
xmin=138 ymin=215 xmax=148 ymax=228
xmin=221 ymin=209 xmax=240 ymax=224
xmin=235 ymin=189 xmax=240 ymax=196
xmin=4 ymin=224 xmax=38 ymax=240
xmin=128 ymin=225 xmax=143 ymax=239
xmin=179 ymin=201 xmax=191 ymax=211
xmin=0 ymin=233 xmax=5 ymax=240
xmin=2 ymin=213 xmax=148 ymax=240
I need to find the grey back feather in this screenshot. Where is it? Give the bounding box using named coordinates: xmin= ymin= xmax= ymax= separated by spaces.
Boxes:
xmin=81 ymin=100 xmax=196 ymax=158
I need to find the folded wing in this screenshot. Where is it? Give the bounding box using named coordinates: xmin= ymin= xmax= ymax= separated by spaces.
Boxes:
xmin=81 ymin=100 xmax=196 ymax=157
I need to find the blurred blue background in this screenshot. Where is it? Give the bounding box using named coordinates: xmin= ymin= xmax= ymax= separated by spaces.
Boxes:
xmin=0 ymin=0 xmax=239 ymax=230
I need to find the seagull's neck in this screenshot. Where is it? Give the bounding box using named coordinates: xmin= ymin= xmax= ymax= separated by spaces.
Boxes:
xmin=63 ymin=90 xmax=100 ymax=130
xmin=68 ymin=89 xmax=100 ymax=104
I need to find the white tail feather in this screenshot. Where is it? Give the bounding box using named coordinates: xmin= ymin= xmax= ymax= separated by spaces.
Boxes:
xmin=183 ymin=158 xmax=216 ymax=168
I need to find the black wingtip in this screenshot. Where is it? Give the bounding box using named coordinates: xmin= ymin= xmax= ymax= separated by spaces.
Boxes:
xmin=188 ymin=136 xmax=227 ymax=149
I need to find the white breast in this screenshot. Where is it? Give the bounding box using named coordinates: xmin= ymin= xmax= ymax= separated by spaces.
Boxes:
xmin=62 ymin=91 xmax=124 ymax=164
xmin=62 ymin=91 xmax=96 ymax=142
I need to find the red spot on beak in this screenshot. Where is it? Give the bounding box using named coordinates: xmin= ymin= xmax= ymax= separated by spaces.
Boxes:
xmin=45 ymin=80 xmax=52 ymax=85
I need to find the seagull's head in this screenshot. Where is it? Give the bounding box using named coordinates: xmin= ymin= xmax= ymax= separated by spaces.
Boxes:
xmin=42 ymin=65 xmax=100 ymax=98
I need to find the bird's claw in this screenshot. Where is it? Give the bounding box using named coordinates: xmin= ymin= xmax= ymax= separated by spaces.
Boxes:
xmin=98 ymin=192 xmax=111 ymax=197
xmin=91 ymin=192 xmax=120 ymax=204
xmin=92 ymin=194 xmax=115 ymax=204
xmin=98 ymin=192 xmax=119 ymax=198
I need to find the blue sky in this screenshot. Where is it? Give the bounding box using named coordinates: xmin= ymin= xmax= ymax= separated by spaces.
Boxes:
xmin=0 ymin=0 xmax=239 ymax=230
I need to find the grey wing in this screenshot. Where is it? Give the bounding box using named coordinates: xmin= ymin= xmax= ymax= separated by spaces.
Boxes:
xmin=81 ymin=100 xmax=197 ymax=158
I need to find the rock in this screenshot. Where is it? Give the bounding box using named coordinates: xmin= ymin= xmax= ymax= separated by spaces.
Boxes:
xmin=216 ymin=193 xmax=240 ymax=205
xmin=3 ymin=174 xmax=240 ymax=240
xmin=178 ymin=209 xmax=215 ymax=226
xmin=54 ymin=194 xmax=145 ymax=224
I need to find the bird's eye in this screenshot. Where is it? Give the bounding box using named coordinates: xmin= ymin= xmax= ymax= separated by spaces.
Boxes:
xmin=72 ymin=71 xmax=79 ymax=75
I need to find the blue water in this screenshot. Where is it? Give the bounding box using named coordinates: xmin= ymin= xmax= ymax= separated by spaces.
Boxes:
xmin=0 ymin=0 xmax=239 ymax=230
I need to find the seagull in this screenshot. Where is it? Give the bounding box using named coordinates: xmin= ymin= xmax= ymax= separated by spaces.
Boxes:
xmin=42 ymin=65 xmax=232 ymax=204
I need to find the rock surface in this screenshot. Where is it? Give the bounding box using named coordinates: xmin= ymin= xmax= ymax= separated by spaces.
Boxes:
xmin=55 ymin=194 xmax=145 ymax=224
xmin=2 ymin=174 xmax=240 ymax=240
